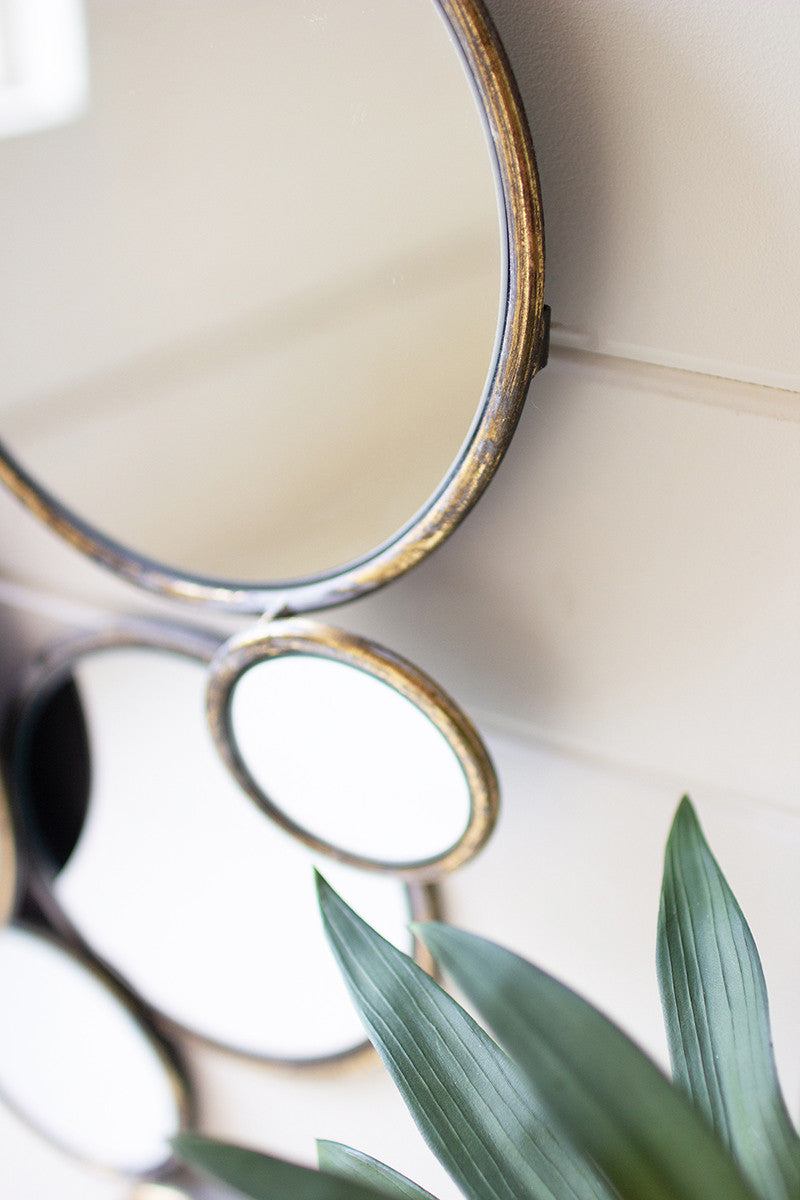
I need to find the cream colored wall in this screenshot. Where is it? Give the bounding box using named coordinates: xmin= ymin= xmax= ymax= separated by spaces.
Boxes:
xmin=1 ymin=2 xmax=799 ymax=1197
xmin=353 ymin=0 xmax=800 ymax=1146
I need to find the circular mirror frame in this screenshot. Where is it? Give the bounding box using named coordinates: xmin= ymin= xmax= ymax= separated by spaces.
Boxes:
xmin=0 ymin=0 xmax=545 ymax=616
xmin=4 ymin=619 xmax=443 ymax=1066
xmin=206 ymin=618 xmax=499 ymax=881
xmin=0 ymin=776 xmax=17 ymax=929
xmin=0 ymin=921 xmax=193 ymax=1182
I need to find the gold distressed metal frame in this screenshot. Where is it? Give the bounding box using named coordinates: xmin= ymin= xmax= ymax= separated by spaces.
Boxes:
xmin=0 ymin=0 xmax=545 ymax=617
xmin=5 ymin=620 xmax=442 ymax=1067
xmin=0 ymin=0 xmax=546 ymax=1141
xmin=0 ymin=761 xmax=193 ymax=1183
xmin=207 ymin=619 xmax=499 ymax=881
xmin=0 ymin=921 xmax=193 ymax=1184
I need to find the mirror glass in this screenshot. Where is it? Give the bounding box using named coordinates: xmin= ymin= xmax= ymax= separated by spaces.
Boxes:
xmin=0 ymin=0 xmax=500 ymax=582
xmin=15 ymin=643 xmax=422 ymax=1061
xmin=0 ymin=925 xmax=181 ymax=1174
xmin=230 ymin=654 xmax=472 ymax=864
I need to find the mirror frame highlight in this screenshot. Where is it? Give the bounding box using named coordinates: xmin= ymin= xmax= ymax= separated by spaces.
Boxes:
xmin=206 ymin=619 xmax=499 ymax=881
xmin=0 ymin=776 xmax=17 ymax=929
xmin=5 ymin=619 xmax=443 ymax=1066
xmin=0 ymin=0 xmax=545 ymax=616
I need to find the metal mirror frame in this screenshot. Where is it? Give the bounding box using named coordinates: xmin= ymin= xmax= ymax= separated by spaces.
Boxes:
xmin=0 ymin=921 xmax=193 ymax=1184
xmin=0 ymin=758 xmax=192 ymax=1182
xmin=4 ymin=619 xmax=442 ymax=1067
xmin=0 ymin=775 xmax=16 ymax=928
xmin=206 ymin=618 xmax=499 ymax=881
xmin=0 ymin=0 xmax=546 ymax=616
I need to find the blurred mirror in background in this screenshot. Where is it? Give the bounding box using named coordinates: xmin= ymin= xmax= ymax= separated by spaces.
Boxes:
xmin=0 ymin=0 xmax=501 ymax=583
xmin=0 ymin=924 xmax=186 ymax=1175
xmin=12 ymin=640 xmax=431 ymax=1061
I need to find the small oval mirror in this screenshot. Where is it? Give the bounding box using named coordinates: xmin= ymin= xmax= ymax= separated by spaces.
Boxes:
xmin=231 ymin=656 xmax=471 ymax=863
xmin=11 ymin=632 xmax=436 ymax=1062
xmin=0 ymin=925 xmax=186 ymax=1175
xmin=207 ymin=620 xmax=498 ymax=879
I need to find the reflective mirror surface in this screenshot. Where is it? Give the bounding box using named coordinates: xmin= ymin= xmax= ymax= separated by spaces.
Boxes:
xmin=0 ymin=0 xmax=500 ymax=584
xmin=0 ymin=925 xmax=184 ymax=1174
xmin=230 ymin=655 xmax=472 ymax=864
xmin=14 ymin=640 xmax=429 ymax=1061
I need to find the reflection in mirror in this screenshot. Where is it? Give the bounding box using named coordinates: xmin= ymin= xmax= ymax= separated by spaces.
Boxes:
xmin=0 ymin=925 xmax=184 ymax=1175
xmin=0 ymin=0 xmax=500 ymax=582
xmin=230 ymin=654 xmax=472 ymax=864
xmin=14 ymin=641 xmax=429 ymax=1061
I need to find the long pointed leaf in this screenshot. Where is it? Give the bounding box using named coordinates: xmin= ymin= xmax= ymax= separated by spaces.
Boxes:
xmin=317 ymin=1140 xmax=439 ymax=1200
xmin=417 ymin=922 xmax=761 ymax=1200
xmin=173 ymin=1133 xmax=389 ymax=1200
xmin=317 ymin=873 xmax=619 ymax=1200
xmin=657 ymin=797 xmax=800 ymax=1200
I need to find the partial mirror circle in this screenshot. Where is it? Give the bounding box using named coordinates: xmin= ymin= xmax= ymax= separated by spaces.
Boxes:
xmin=0 ymin=1 xmax=506 ymax=591
xmin=0 ymin=0 xmax=544 ymax=614
xmin=10 ymin=632 xmax=434 ymax=1062
xmin=0 ymin=925 xmax=186 ymax=1176
xmin=207 ymin=621 xmax=498 ymax=879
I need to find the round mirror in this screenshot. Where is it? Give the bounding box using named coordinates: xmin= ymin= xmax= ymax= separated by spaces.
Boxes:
xmin=0 ymin=924 xmax=187 ymax=1176
xmin=208 ymin=620 xmax=498 ymax=878
xmin=0 ymin=0 xmax=544 ymax=613
xmin=9 ymin=628 xmax=438 ymax=1062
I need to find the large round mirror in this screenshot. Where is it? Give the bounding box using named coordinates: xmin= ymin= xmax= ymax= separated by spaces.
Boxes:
xmin=8 ymin=627 xmax=438 ymax=1063
xmin=0 ymin=0 xmax=544 ymax=613
xmin=0 ymin=924 xmax=188 ymax=1176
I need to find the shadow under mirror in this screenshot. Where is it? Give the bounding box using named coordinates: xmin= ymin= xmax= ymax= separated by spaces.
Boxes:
xmin=10 ymin=636 xmax=435 ymax=1063
xmin=0 ymin=924 xmax=187 ymax=1177
xmin=0 ymin=0 xmax=501 ymax=584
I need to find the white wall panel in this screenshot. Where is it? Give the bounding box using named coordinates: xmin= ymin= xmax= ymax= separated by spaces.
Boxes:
xmin=348 ymin=348 xmax=800 ymax=810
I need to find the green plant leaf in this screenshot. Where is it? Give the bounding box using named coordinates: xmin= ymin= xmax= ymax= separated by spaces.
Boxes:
xmin=173 ymin=1132 xmax=389 ymax=1200
xmin=416 ymin=922 xmax=762 ymax=1200
xmin=317 ymin=872 xmax=620 ymax=1200
xmin=317 ymin=1140 xmax=439 ymax=1200
xmin=656 ymin=796 xmax=800 ymax=1200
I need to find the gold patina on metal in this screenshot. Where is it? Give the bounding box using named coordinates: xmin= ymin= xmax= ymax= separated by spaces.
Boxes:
xmin=206 ymin=618 xmax=499 ymax=882
xmin=0 ymin=921 xmax=193 ymax=1183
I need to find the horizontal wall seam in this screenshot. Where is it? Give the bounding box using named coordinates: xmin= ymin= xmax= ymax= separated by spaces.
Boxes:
xmin=546 ymin=340 xmax=800 ymax=423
